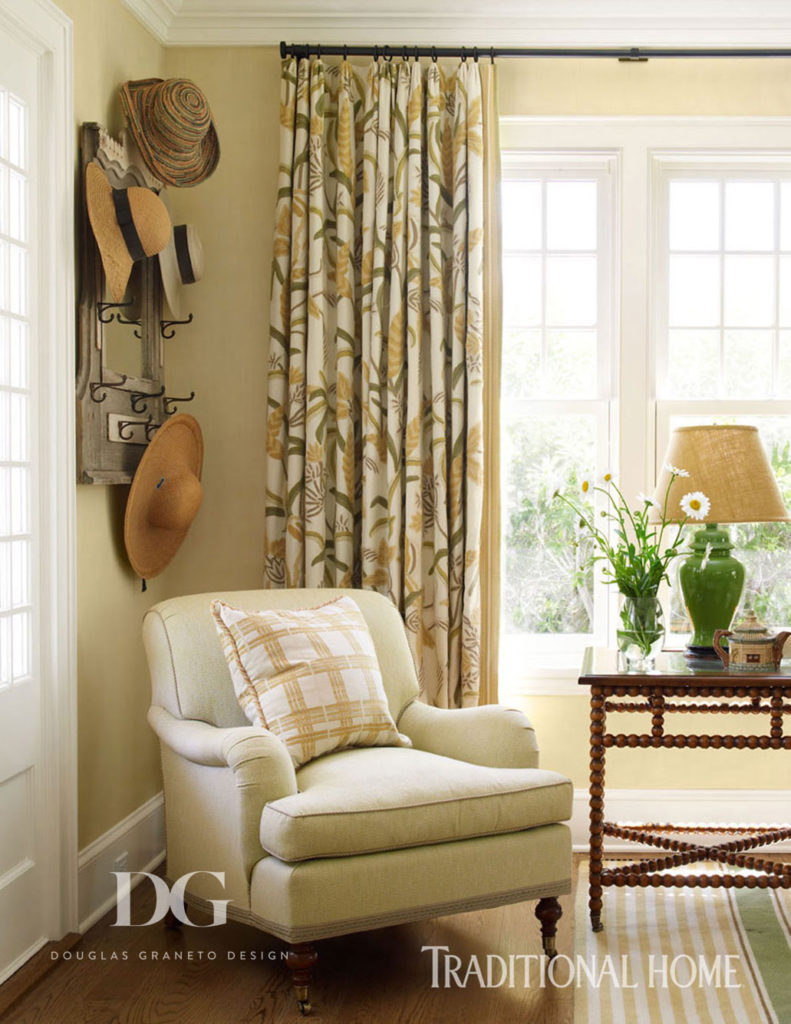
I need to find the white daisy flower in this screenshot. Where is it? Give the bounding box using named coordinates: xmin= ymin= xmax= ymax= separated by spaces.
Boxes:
xmin=636 ymin=492 xmax=655 ymax=507
xmin=602 ymin=471 xmax=615 ymax=484
xmin=665 ymin=464 xmax=690 ymax=478
xmin=581 ymin=479 xmax=591 ymax=494
xmin=680 ymin=491 xmax=710 ymax=520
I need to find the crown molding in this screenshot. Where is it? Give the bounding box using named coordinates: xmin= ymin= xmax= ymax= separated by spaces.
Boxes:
xmin=120 ymin=0 xmax=181 ymax=44
xmin=120 ymin=0 xmax=791 ymax=49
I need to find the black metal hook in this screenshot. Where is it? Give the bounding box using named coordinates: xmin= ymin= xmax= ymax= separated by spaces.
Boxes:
xmin=402 ymin=45 xmax=408 ymax=62
xmin=163 ymin=392 xmax=196 ymax=415
xmin=461 ymin=46 xmax=467 ymax=62
xmin=96 ymin=299 xmax=135 ymax=324
xmin=117 ymin=415 xmax=152 ymax=442
xmin=89 ymin=376 xmax=129 ymax=403
xmin=130 ymin=385 xmax=166 ymax=414
xmin=414 ymin=46 xmax=420 ymax=63
xmin=145 ymin=420 xmax=162 ymax=441
xmin=473 ymin=47 xmax=479 ymax=63
xmin=383 ymin=45 xmax=392 ymax=62
xmin=431 ymin=46 xmax=437 ymax=63
xmin=374 ymin=45 xmax=379 ymax=62
xmin=160 ymin=313 xmax=194 ymax=340
xmin=115 ymin=312 xmax=142 ymax=339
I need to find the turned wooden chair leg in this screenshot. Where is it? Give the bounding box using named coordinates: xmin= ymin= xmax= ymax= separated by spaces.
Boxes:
xmin=535 ymin=896 xmax=563 ymax=959
xmin=286 ymin=943 xmax=318 ymax=1015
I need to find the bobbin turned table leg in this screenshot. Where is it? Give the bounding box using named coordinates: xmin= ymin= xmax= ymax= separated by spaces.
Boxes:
xmin=589 ymin=685 xmax=606 ymax=931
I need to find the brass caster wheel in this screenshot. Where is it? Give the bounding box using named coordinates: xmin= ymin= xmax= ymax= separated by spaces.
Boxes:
xmin=298 ymin=999 xmax=312 ymax=1016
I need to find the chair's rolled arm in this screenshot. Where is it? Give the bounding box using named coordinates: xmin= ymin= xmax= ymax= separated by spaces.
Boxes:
xmin=397 ymin=701 xmax=539 ymax=769
xmin=148 ymin=705 xmax=298 ymax=797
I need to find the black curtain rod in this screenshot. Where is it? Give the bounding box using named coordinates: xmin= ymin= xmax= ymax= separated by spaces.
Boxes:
xmin=280 ymin=42 xmax=791 ymax=62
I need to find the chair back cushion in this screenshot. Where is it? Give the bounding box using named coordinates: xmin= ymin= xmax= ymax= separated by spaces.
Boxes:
xmin=143 ymin=588 xmax=420 ymax=728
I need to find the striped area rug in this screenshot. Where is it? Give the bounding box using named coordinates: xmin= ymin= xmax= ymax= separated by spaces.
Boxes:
xmin=574 ymin=861 xmax=791 ymax=1023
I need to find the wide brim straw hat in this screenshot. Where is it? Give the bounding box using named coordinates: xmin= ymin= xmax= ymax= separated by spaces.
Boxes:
xmin=158 ymin=190 xmax=204 ymax=319
xmin=120 ymin=78 xmax=220 ymax=188
xmin=85 ymin=162 xmax=172 ymax=303
xmin=124 ymin=414 xmax=204 ymax=581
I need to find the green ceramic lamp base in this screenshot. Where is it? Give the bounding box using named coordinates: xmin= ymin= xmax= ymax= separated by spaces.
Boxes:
xmin=679 ymin=524 xmax=745 ymax=650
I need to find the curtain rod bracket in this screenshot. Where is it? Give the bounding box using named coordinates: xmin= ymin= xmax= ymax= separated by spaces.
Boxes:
xmin=618 ymin=47 xmax=649 ymax=63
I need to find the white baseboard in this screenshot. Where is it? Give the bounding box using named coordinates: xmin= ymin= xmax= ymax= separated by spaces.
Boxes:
xmin=571 ymin=788 xmax=791 ymax=853
xmin=78 ymin=792 xmax=165 ymax=932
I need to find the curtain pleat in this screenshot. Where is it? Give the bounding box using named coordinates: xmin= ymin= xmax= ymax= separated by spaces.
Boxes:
xmin=479 ymin=62 xmax=502 ymax=705
xmin=266 ymin=56 xmax=488 ymax=708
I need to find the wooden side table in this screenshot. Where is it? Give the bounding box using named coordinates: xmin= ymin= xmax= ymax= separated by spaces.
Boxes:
xmin=579 ymin=648 xmax=791 ymax=932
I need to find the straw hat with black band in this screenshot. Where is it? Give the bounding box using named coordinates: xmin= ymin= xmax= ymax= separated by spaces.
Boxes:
xmin=85 ymin=162 xmax=172 ymax=304
xmin=158 ymin=190 xmax=204 ymax=319
xmin=124 ymin=414 xmax=204 ymax=584
xmin=120 ymin=78 xmax=220 ymax=188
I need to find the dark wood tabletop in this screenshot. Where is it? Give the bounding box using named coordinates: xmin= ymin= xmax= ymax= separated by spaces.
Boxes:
xmin=579 ymin=647 xmax=791 ymax=688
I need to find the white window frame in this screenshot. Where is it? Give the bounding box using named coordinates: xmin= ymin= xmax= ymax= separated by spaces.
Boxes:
xmin=653 ymin=151 xmax=791 ymax=471
xmin=0 ymin=0 xmax=77 ymax=941
xmin=500 ymin=116 xmax=791 ymax=696
xmin=499 ymin=151 xmax=619 ymax=683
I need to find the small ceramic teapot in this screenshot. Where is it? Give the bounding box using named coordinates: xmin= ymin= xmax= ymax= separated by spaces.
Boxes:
xmin=713 ymin=611 xmax=791 ymax=673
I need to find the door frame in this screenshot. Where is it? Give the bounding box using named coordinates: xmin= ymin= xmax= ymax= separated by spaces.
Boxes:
xmin=0 ymin=0 xmax=77 ymax=952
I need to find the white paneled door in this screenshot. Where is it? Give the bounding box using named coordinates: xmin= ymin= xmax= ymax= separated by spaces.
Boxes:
xmin=0 ymin=2 xmax=75 ymax=981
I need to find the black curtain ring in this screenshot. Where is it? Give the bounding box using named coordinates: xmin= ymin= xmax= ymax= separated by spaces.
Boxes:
xmin=414 ymin=45 xmax=420 ymax=63
xmin=461 ymin=46 xmax=467 ymax=63
xmin=431 ymin=46 xmax=437 ymax=63
xmin=316 ymin=43 xmax=321 ymax=59
xmin=490 ymin=47 xmax=495 ymax=65
xmin=384 ymin=45 xmax=392 ymax=62
xmin=473 ymin=46 xmax=479 ymax=63
xmin=374 ymin=45 xmax=379 ymax=62
xmin=343 ymin=44 xmax=348 ymax=62
xmin=402 ymin=45 xmax=408 ymax=62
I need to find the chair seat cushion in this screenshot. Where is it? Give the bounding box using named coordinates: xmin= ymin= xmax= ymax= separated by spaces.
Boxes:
xmin=259 ymin=746 xmax=572 ymax=862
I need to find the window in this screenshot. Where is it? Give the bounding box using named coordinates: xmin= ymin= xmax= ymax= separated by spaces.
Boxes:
xmin=654 ymin=156 xmax=791 ymax=638
xmin=0 ymin=83 xmax=33 ymax=689
xmin=499 ymin=119 xmax=791 ymax=693
xmin=500 ymin=154 xmax=616 ymax=674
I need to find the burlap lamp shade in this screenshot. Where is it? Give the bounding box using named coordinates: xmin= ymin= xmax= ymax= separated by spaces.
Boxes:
xmin=124 ymin=414 xmax=204 ymax=581
xmin=650 ymin=425 xmax=788 ymax=525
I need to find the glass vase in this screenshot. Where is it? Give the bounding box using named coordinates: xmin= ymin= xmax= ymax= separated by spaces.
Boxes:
xmin=617 ymin=593 xmax=665 ymax=672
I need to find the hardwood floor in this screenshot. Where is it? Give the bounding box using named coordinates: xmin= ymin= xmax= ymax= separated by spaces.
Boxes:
xmin=0 ymin=861 xmax=579 ymax=1024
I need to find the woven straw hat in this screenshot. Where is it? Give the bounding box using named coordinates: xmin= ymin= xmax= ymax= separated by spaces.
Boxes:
xmin=85 ymin=162 xmax=171 ymax=303
xmin=124 ymin=414 xmax=204 ymax=580
xmin=120 ymin=78 xmax=220 ymax=187
xmin=157 ymin=190 xmax=204 ymax=318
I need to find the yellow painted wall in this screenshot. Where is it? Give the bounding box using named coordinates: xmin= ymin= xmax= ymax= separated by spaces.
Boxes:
xmin=55 ymin=0 xmax=167 ymax=848
xmin=63 ymin=6 xmax=791 ymax=851
xmin=497 ymin=57 xmax=791 ymax=115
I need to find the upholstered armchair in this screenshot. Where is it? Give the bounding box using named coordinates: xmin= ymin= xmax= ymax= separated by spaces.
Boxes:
xmin=143 ymin=589 xmax=572 ymax=1014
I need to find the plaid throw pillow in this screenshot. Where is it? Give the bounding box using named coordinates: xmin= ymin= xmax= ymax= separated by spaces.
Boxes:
xmin=211 ymin=596 xmax=411 ymax=768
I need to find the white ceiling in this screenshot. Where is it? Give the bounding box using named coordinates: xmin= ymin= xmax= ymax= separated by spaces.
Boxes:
xmin=120 ymin=0 xmax=791 ymax=48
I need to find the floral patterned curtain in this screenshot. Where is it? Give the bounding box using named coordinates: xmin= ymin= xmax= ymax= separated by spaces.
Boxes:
xmin=265 ymin=57 xmax=485 ymax=708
